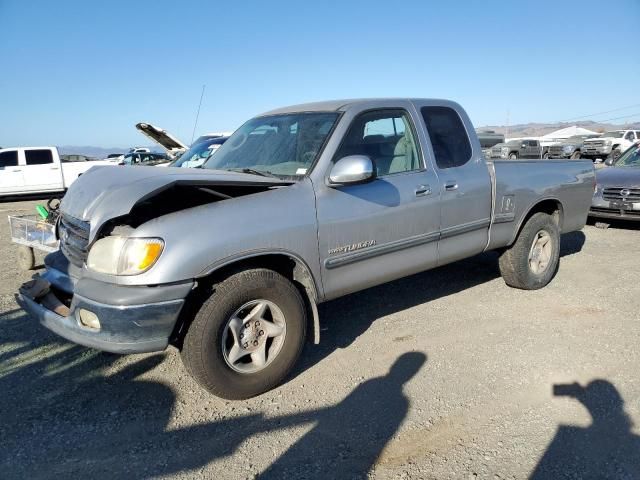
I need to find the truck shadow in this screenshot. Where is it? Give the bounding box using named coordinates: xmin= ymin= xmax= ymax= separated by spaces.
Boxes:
xmin=531 ymin=379 xmax=640 ymax=478
xmin=0 ymin=305 xmax=427 ymax=479
xmin=298 ymin=231 xmax=585 ymax=375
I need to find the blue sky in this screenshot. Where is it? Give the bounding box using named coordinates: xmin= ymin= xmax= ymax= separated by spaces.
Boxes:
xmin=1 ymin=0 xmax=638 ymax=147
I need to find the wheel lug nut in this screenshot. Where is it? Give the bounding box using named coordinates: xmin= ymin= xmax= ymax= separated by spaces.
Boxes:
xmin=253 ymin=340 xmax=258 ymax=346
xmin=243 ymin=342 xmax=248 ymax=348
xmin=255 ymin=321 xmax=260 ymax=327
xmin=259 ymin=330 xmax=264 ymax=336
xmin=240 ymin=333 xmax=244 ymax=339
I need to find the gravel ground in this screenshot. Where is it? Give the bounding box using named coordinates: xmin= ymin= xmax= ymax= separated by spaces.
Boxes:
xmin=1 ymin=198 xmax=639 ymax=479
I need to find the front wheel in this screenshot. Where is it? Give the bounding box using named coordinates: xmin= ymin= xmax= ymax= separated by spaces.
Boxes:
xmin=509 ymin=153 xmax=518 ymax=160
xmin=181 ymin=268 xmax=307 ymax=399
xmin=498 ymin=213 xmax=560 ymax=290
xmin=570 ymin=150 xmax=581 ymax=159
xmin=609 ymin=149 xmax=621 ymax=162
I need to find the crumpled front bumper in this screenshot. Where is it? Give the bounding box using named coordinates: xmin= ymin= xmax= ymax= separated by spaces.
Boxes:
xmin=18 ymin=251 xmax=193 ymax=354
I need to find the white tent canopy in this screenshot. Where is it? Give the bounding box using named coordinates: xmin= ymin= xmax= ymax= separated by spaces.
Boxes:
xmin=541 ymin=125 xmax=599 ymax=140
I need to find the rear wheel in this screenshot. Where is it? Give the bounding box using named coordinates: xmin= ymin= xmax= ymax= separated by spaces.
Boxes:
xmin=509 ymin=152 xmax=518 ymax=160
xmin=499 ymin=213 xmax=560 ymax=290
xmin=543 ymin=152 xmax=550 ymax=159
xmin=570 ymin=150 xmax=581 ymax=159
xmin=181 ymin=268 xmax=307 ymax=400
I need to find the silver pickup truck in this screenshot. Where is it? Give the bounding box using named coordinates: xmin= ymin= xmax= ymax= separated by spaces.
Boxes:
xmin=18 ymin=99 xmax=595 ymax=399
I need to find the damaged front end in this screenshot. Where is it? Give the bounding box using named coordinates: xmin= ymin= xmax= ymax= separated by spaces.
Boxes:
xmin=18 ymin=165 xmax=292 ymax=353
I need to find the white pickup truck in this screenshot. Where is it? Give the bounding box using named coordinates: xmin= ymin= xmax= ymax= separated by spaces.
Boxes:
xmin=581 ymin=130 xmax=640 ymax=161
xmin=0 ymin=146 xmax=114 ymax=196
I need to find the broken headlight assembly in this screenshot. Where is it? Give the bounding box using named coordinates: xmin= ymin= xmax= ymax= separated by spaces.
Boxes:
xmin=87 ymin=237 xmax=164 ymax=275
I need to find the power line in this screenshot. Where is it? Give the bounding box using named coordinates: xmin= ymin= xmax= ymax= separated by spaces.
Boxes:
xmin=558 ymin=103 xmax=640 ymax=122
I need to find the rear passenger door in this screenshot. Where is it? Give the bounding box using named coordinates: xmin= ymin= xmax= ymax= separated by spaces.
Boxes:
xmin=22 ymin=148 xmax=63 ymax=192
xmin=0 ymin=150 xmax=25 ymax=193
xmin=418 ymin=104 xmax=492 ymax=266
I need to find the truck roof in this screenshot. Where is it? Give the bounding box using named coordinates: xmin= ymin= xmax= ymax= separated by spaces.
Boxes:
xmin=261 ymin=98 xmax=454 ymax=115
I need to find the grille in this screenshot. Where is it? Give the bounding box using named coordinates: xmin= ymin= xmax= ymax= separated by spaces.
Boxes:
xmin=59 ymin=214 xmax=90 ymax=267
xmin=549 ymin=146 xmax=564 ymax=155
xmin=586 ymin=141 xmax=604 ymax=148
xmin=603 ymin=187 xmax=640 ymax=202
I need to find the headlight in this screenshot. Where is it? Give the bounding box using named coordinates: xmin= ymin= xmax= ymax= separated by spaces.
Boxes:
xmin=87 ymin=237 xmax=164 ymax=275
xmin=605 ymin=140 xmax=612 ymax=146
xmin=563 ymin=145 xmax=574 ymax=152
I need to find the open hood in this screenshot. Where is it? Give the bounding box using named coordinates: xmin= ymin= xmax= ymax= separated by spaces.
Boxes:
xmin=135 ymin=123 xmax=189 ymax=157
xmin=60 ymin=165 xmax=292 ymax=241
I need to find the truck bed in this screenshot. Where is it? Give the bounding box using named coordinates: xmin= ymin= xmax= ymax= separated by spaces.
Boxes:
xmin=487 ymin=159 xmax=595 ymax=250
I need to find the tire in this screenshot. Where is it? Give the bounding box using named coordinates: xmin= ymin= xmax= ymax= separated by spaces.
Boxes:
xmin=498 ymin=213 xmax=560 ymax=290
xmin=543 ymin=152 xmax=550 ymax=159
xmin=570 ymin=150 xmax=581 ymax=159
xmin=18 ymin=246 xmax=35 ymax=270
xmin=181 ymin=268 xmax=307 ymax=400
xmin=609 ymin=149 xmax=621 ymax=162
xmin=509 ymin=153 xmax=518 ymax=160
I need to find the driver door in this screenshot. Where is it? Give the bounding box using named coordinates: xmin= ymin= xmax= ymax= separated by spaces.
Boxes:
xmin=316 ymin=108 xmax=441 ymax=300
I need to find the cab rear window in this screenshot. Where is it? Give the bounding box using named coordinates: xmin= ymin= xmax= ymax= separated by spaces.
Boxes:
xmin=420 ymin=106 xmax=472 ymax=169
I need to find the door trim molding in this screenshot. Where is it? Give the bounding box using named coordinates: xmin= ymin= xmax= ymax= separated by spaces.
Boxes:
xmin=325 ymin=231 xmax=439 ymax=269
xmin=324 ymin=217 xmax=491 ymax=270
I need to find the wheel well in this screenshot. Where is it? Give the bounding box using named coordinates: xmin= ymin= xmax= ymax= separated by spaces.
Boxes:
xmin=512 ymin=199 xmax=563 ymax=244
xmin=170 ymin=254 xmax=320 ymax=348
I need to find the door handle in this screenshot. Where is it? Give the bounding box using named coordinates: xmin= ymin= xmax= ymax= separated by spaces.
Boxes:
xmin=50 ymin=167 xmax=60 ymax=170
xmin=444 ymin=181 xmax=458 ymax=191
xmin=414 ymin=184 xmax=431 ymax=197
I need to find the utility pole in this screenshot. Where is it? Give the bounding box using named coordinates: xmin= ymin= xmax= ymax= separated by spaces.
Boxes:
xmin=505 ymin=109 xmax=510 ymax=139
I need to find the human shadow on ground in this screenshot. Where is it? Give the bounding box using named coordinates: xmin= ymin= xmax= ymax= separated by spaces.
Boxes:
xmin=531 ymin=379 xmax=640 ymax=479
xmin=0 ymin=304 xmax=426 ymax=479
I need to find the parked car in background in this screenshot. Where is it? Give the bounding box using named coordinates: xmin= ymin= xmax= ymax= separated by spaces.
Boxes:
xmin=590 ymin=144 xmax=640 ymax=224
xmin=136 ymin=122 xmax=233 ymax=160
xmin=548 ymin=134 xmax=601 ymax=159
xmin=18 ymin=98 xmax=595 ymax=400
xmin=582 ymin=130 xmax=640 ymax=161
xmin=476 ymin=130 xmax=505 ymax=158
xmin=119 ymin=152 xmax=171 ymax=166
xmin=169 ymin=136 xmax=229 ymax=168
xmin=490 ymin=139 xmax=542 ymax=159
xmin=0 ymin=146 xmax=113 ymax=196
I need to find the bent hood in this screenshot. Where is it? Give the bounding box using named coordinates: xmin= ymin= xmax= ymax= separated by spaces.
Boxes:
xmin=595 ymin=166 xmax=640 ymax=188
xmin=61 ymin=165 xmax=291 ymax=241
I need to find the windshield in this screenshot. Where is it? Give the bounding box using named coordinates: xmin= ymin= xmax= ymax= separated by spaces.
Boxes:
xmin=203 ymin=112 xmax=340 ymax=177
xmin=616 ymin=146 xmax=640 ymax=167
xmin=602 ymin=131 xmax=624 ymax=138
xmin=171 ymin=138 xmax=227 ymax=168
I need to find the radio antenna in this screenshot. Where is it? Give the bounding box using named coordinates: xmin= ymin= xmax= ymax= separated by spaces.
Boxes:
xmin=191 ymin=84 xmax=206 ymax=144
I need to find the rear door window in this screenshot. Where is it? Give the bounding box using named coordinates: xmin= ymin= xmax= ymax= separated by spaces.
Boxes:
xmin=25 ymin=149 xmax=54 ymax=165
xmin=0 ymin=150 xmax=19 ymax=168
xmin=420 ymin=106 xmax=472 ymax=169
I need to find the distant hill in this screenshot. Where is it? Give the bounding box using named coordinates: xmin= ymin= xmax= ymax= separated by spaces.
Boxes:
xmin=57 ymin=145 xmax=161 ymax=158
xmin=477 ymin=121 xmax=640 ymax=138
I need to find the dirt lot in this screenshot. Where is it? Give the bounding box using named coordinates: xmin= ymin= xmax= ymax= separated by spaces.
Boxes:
xmin=1 ymin=198 xmax=639 ymax=479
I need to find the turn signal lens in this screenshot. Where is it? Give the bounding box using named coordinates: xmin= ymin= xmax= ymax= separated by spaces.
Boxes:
xmin=118 ymin=238 xmax=164 ymax=275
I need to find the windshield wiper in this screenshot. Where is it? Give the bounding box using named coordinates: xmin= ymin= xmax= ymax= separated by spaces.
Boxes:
xmin=227 ymin=168 xmax=279 ymax=178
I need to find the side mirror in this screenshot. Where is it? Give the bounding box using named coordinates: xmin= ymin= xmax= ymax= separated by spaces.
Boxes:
xmin=604 ymin=157 xmax=615 ymax=167
xmin=521 ymin=144 xmax=527 ymax=148
xmin=328 ymin=155 xmax=376 ymax=186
